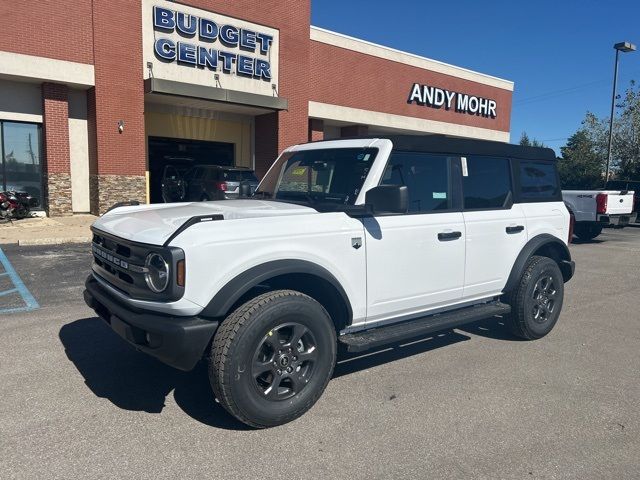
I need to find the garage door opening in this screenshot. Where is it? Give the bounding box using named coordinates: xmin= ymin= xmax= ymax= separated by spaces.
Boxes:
xmin=148 ymin=136 xmax=234 ymax=203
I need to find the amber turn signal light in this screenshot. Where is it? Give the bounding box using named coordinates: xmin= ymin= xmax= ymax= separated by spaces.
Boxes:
xmin=176 ymin=259 xmax=185 ymax=287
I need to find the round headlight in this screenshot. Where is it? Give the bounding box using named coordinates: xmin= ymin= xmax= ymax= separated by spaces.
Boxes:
xmin=145 ymin=253 xmax=170 ymax=293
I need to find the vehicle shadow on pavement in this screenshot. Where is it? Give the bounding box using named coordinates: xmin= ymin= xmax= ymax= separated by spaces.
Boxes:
xmin=334 ymin=330 xmax=471 ymax=378
xmin=570 ymin=238 xmax=605 ymax=245
xmin=59 ymin=316 xmax=511 ymax=429
xmin=457 ymin=316 xmax=522 ymax=341
xmin=58 ymin=317 xmax=252 ymax=431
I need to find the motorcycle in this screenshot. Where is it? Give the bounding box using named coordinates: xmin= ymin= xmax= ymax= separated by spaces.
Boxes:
xmin=0 ymin=190 xmax=39 ymax=222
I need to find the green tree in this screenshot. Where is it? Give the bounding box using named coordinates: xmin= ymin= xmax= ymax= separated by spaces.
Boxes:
xmin=558 ymin=130 xmax=603 ymax=189
xmin=578 ymin=81 xmax=640 ymax=181
xmin=519 ymin=131 xmax=545 ymax=148
xmin=612 ymin=81 xmax=640 ymax=179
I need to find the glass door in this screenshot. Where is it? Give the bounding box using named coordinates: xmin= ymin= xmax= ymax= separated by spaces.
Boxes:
xmin=1 ymin=121 xmax=43 ymax=208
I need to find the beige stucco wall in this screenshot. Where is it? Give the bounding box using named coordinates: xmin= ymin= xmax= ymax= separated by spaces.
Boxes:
xmin=144 ymin=110 xmax=253 ymax=168
xmin=0 ymin=78 xmax=43 ymax=123
xmin=68 ymin=89 xmax=90 ymax=212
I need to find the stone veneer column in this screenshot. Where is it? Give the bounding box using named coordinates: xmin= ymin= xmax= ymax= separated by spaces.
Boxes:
xmin=42 ymin=82 xmax=73 ymax=216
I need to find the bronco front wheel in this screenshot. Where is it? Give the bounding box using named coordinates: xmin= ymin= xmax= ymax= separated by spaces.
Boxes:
xmin=208 ymin=290 xmax=337 ymax=428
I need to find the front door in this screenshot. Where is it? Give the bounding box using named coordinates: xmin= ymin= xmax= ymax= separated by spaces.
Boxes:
xmin=364 ymin=152 xmax=466 ymax=324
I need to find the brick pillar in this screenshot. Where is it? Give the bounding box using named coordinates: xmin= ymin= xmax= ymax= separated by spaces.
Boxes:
xmin=308 ymin=119 xmax=324 ymax=142
xmin=340 ymin=125 xmax=369 ymax=138
xmin=254 ymin=112 xmax=279 ymax=179
xmin=90 ymin=0 xmax=147 ymax=214
xmin=42 ymin=82 xmax=72 ymax=216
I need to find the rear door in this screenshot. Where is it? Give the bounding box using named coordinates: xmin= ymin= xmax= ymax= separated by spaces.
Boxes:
xmin=364 ymin=152 xmax=466 ymax=324
xmin=462 ymin=156 xmax=528 ymax=299
xmin=185 ymin=167 xmax=205 ymax=200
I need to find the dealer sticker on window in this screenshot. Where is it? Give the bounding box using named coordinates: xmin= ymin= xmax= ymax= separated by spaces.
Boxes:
xmin=433 ymin=192 xmax=447 ymax=199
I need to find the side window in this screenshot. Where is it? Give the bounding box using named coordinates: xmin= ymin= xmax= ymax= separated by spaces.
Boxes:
xmin=381 ymin=152 xmax=450 ymax=213
xmin=518 ymin=161 xmax=560 ymax=201
xmin=463 ymin=156 xmax=512 ymax=209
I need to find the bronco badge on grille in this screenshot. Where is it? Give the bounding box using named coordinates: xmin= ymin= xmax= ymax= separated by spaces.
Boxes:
xmin=93 ymin=245 xmax=130 ymax=270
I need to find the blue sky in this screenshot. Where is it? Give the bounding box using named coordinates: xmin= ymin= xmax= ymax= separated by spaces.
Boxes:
xmin=311 ymin=0 xmax=640 ymax=154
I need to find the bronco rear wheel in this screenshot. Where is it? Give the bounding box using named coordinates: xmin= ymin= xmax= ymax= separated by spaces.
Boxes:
xmin=208 ymin=290 xmax=336 ymax=428
xmin=505 ymin=255 xmax=564 ymax=340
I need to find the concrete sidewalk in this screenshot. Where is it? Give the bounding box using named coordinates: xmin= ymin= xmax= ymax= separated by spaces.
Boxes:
xmin=0 ymin=214 xmax=96 ymax=246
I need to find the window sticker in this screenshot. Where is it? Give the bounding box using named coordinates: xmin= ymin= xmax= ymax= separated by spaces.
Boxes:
xmin=461 ymin=157 xmax=469 ymax=177
xmin=433 ymin=192 xmax=447 ymax=199
xmin=292 ymin=167 xmax=307 ymax=176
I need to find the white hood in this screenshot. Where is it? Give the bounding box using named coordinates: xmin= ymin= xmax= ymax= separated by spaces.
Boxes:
xmin=92 ymin=200 xmax=318 ymax=245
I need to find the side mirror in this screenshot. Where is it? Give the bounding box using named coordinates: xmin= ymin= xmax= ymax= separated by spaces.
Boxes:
xmin=238 ymin=181 xmax=252 ymax=198
xmin=365 ymin=185 xmax=408 ymax=214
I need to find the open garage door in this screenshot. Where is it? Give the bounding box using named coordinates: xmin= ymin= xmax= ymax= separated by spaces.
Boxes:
xmin=148 ymin=136 xmax=234 ymax=203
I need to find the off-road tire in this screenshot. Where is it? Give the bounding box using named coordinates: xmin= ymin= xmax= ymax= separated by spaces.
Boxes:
xmin=209 ymin=290 xmax=337 ymax=428
xmin=573 ymin=223 xmax=602 ymax=241
xmin=504 ymin=256 xmax=564 ymax=340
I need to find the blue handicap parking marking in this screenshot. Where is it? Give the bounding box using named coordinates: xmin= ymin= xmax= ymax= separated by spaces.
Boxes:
xmin=0 ymin=247 xmax=40 ymax=314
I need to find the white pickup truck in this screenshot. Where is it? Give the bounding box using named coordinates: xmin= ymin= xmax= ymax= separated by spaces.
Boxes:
xmin=562 ymin=190 xmax=637 ymax=240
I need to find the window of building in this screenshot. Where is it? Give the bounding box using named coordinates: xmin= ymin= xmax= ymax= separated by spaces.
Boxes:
xmin=463 ymin=156 xmax=512 ymax=209
xmin=0 ymin=121 xmax=43 ymax=207
xmin=381 ymin=152 xmax=451 ymax=213
xmin=518 ymin=160 xmax=560 ymax=200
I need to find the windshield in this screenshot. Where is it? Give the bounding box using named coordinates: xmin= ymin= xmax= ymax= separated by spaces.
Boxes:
xmin=256 ymin=148 xmax=378 ymax=206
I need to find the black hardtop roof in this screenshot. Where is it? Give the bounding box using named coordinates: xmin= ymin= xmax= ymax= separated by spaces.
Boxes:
xmin=322 ymin=134 xmax=557 ymax=162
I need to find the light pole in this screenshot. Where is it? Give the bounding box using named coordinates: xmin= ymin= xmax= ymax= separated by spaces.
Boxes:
xmin=605 ymin=41 xmax=636 ymax=186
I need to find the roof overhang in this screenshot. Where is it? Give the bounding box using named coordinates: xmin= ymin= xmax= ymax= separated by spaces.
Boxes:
xmin=144 ymin=78 xmax=288 ymax=112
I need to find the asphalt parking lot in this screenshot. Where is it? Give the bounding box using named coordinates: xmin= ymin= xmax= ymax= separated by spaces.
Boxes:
xmin=1 ymin=227 xmax=639 ymax=479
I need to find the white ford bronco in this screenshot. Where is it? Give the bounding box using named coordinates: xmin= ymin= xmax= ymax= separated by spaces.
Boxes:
xmin=84 ymin=135 xmax=575 ymax=428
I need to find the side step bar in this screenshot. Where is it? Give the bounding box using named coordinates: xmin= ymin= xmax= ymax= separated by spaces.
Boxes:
xmin=339 ymin=301 xmax=511 ymax=353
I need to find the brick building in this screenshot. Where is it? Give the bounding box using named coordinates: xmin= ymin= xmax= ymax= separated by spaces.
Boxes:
xmin=0 ymin=0 xmax=513 ymax=216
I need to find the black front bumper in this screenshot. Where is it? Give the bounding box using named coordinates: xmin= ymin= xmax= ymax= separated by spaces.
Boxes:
xmin=83 ymin=275 xmax=218 ymax=371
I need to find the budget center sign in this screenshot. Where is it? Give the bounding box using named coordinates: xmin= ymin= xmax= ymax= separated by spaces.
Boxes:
xmin=142 ymin=0 xmax=279 ymax=97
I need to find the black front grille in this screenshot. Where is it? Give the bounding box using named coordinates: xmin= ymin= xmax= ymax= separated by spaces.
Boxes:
xmin=92 ymin=231 xmax=155 ymax=299
xmin=91 ymin=228 xmax=185 ymax=302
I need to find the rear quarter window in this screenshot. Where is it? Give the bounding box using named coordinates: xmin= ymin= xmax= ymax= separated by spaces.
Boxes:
xmin=518 ymin=161 xmax=561 ymax=201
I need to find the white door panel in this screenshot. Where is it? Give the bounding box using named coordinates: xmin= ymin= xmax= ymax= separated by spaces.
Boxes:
xmin=364 ymin=212 xmax=465 ymax=323
xmin=463 ymin=205 xmax=527 ymax=298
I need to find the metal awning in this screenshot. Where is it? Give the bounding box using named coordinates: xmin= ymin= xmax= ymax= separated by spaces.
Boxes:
xmin=144 ymin=78 xmax=288 ymax=111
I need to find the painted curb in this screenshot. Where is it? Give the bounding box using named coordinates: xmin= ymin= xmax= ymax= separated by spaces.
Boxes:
xmin=18 ymin=237 xmax=92 ymax=246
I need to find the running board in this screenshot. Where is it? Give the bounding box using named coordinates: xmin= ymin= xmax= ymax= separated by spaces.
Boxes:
xmin=339 ymin=301 xmax=511 ymax=353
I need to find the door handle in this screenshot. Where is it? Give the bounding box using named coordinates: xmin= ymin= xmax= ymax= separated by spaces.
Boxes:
xmin=438 ymin=231 xmax=462 ymax=241
xmin=506 ymin=225 xmax=525 ymax=234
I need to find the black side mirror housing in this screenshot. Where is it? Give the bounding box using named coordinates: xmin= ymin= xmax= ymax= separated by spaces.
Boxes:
xmin=365 ymin=185 xmax=408 ymax=214
xmin=238 ymin=181 xmax=252 ymax=198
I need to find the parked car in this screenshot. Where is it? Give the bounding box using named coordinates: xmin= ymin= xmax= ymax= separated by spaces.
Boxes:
xmin=563 ymin=189 xmax=637 ymax=240
xmin=84 ymin=135 xmax=574 ymax=428
xmin=183 ymin=165 xmax=258 ymax=201
xmin=606 ymin=180 xmax=640 ymax=223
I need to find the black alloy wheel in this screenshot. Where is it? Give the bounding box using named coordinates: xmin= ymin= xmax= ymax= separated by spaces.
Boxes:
xmin=531 ymin=275 xmax=558 ymax=323
xmin=252 ymin=323 xmax=318 ymax=401
xmin=505 ymin=255 xmax=564 ymax=340
xmin=209 ymin=290 xmax=337 ymax=428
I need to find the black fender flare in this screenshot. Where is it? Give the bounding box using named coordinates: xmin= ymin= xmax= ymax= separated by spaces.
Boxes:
xmin=503 ymin=234 xmax=574 ymax=293
xmin=201 ymin=259 xmax=353 ymax=320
